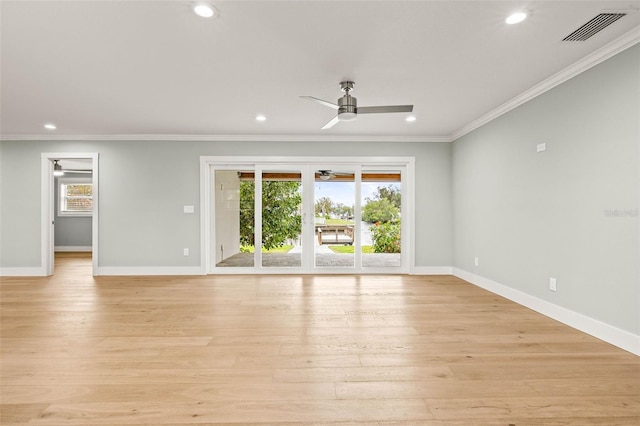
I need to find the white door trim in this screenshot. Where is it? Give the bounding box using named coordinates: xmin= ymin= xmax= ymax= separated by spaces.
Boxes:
xmin=200 ymin=156 xmax=415 ymax=274
xmin=41 ymin=153 xmax=99 ymax=276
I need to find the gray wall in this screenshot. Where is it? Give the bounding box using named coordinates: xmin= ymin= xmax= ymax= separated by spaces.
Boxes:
xmin=54 ymin=173 xmax=93 ymax=248
xmin=0 ymin=140 xmax=453 ymax=269
xmin=452 ymin=45 xmax=639 ymax=334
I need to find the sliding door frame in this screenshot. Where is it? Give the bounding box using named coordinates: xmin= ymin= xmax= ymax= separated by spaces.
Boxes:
xmin=200 ymin=156 xmax=415 ymax=274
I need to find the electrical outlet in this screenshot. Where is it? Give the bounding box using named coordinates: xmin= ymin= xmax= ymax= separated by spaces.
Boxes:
xmin=474 ymin=257 xmax=479 ymax=267
xmin=549 ymin=277 xmax=557 ymax=292
xmin=183 ymin=248 xmax=189 ymax=256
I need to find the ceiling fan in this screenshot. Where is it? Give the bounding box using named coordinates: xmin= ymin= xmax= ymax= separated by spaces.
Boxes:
xmin=53 ymin=160 xmax=92 ymax=176
xmin=317 ymin=170 xmax=353 ymax=181
xmin=301 ymin=81 xmax=413 ymax=130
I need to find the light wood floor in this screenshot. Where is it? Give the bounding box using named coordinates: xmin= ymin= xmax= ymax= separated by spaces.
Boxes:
xmin=1 ymin=253 xmax=638 ymax=425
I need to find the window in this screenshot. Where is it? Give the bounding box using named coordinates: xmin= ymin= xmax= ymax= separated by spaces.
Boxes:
xmin=58 ymin=178 xmax=93 ymax=216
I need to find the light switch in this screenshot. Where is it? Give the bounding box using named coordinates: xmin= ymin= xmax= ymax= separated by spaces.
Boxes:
xmin=537 ymin=143 xmax=546 ymax=152
xmin=183 ymin=205 xmax=195 ymax=214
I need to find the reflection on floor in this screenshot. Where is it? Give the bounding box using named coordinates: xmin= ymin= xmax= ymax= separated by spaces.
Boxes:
xmin=216 ymin=252 xmax=401 ymax=268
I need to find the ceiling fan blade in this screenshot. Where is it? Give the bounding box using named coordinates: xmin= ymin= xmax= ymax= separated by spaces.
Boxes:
xmin=356 ymin=105 xmax=414 ymax=114
xmin=300 ymin=96 xmax=339 ymax=110
xmin=321 ymin=116 xmax=340 ymax=130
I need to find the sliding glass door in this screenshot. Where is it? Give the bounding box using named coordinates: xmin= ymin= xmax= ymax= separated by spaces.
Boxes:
xmin=314 ymin=167 xmax=356 ymax=269
xmin=207 ymin=158 xmax=410 ymax=274
xmin=258 ymin=166 xmax=304 ymax=269
xmin=361 ymin=169 xmax=403 ymax=269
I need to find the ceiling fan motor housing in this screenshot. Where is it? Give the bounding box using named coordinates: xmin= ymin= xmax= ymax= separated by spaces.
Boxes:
xmin=337 ymin=94 xmax=357 ymax=121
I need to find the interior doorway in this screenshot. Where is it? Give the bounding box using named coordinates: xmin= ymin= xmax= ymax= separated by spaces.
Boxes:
xmin=41 ymin=153 xmax=99 ymax=276
xmin=201 ymin=156 xmax=414 ymax=274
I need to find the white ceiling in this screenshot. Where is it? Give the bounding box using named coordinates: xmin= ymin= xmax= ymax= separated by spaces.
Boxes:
xmin=2 ymin=1 xmax=639 ymax=140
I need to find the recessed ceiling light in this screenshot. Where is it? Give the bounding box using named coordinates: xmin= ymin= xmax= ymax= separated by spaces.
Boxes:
xmin=256 ymin=114 xmax=267 ymax=122
xmin=44 ymin=123 xmax=57 ymax=130
xmin=194 ymin=4 xmax=217 ymax=18
xmin=506 ymin=12 xmax=527 ymax=25
xmin=405 ymin=116 xmax=416 ymax=123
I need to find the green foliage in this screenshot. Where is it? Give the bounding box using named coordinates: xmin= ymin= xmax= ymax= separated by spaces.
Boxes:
xmin=240 ymin=245 xmax=293 ymax=253
xmin=362 ymin=185 xmax=401 ymax=223
xmin=333 ymin=202 xmax=354 ymax=219
xmin=328 ymin=245 xmax=374 ymax=254
xmin=315 ymin=198 xmax=354 ymax=219
xmin=239 ymin=181 xmax=302 ymax=250
xmin=362 ymin=197 xmax=399 ymax=223
xmin=323 ymin=218 xmax=354 ymax=225
xmin=239 ymin=182 xmax=255 ymax=246
xmin=370 ymin=221 xmax=401 ymax=253
xmin=376 ymin=185 xmax=401 ymax=209
xmin=315 ymin=197 xmax=334 ymax=217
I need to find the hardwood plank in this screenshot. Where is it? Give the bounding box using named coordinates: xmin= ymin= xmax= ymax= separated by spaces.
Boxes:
xmin=234 ymin=354 xmax=361 ymax=369
xmin=359 ymin=352 xmax=638 ymax=367
xmin=279 ymin=341 xmax=551 ymax=356
xmin=26 ymin=400 xmax=433 ymax=424
xmin=449 ymin=362 xmax=640 ymax=380
xmin=336 ymin=380 xmax=538 ymax=399
xmin=1 ymin=382 xmax=337 ymax=404
xmin=424 ymin=396 xmax=640 ymax=420
xmin=273 ymin=366 xmax=454 ymax=383
xmin=1 ymin=367 xmax=275 ymax=386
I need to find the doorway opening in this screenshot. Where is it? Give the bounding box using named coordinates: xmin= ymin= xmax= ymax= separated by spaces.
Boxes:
xmin=41 ymin=153 xmax=99 ymax=276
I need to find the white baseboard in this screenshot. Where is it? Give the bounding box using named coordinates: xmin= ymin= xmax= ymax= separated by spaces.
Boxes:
xmin=96 ymin=266 xmax=205 ymax=276
xmin=453 ymin=268 xmax=640 ymax=356
xmin=0 ymin=267 xmax=47 ymax=277
xmin=411 ymin=266 xmax=453 ymax=275
xmin=55 ymin=246 xmax=92 ymax=252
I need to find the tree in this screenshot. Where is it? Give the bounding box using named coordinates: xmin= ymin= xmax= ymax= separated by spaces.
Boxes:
xmin=362 ymin=197 xmax=399 ymax=223
xmin=362 ymin=185 xmax=401 ymax=223
xmin=315 ymin=197 xmax=334 ymax=217
xmin=376 ymin=185 xmax=401 ymax=209
xmin=239 ymin=181 xmax=302 ymax=250
xmin=333 ymin=203 xmax=354 ymax=219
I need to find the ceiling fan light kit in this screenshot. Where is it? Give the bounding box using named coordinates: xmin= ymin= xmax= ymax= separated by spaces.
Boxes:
xmin=301 ymin=80 xmax=413 ymax=130
xmin=53 ymin=160 xmax=64 ymax=177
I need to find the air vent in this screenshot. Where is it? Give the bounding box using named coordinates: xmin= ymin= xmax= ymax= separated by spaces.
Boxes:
xmin=563 ymin=13 xmax=626 ymax=41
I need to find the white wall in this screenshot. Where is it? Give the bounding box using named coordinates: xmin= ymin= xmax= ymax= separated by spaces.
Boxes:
xmin=452 ymin=45 xmax=639 ymax=337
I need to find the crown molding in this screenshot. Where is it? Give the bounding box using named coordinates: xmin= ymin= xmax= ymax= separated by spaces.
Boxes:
xmin=449 ymin=25 xmax=640 ymax=142
xmin=0 ymin=133 xmax=452 ymax=143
